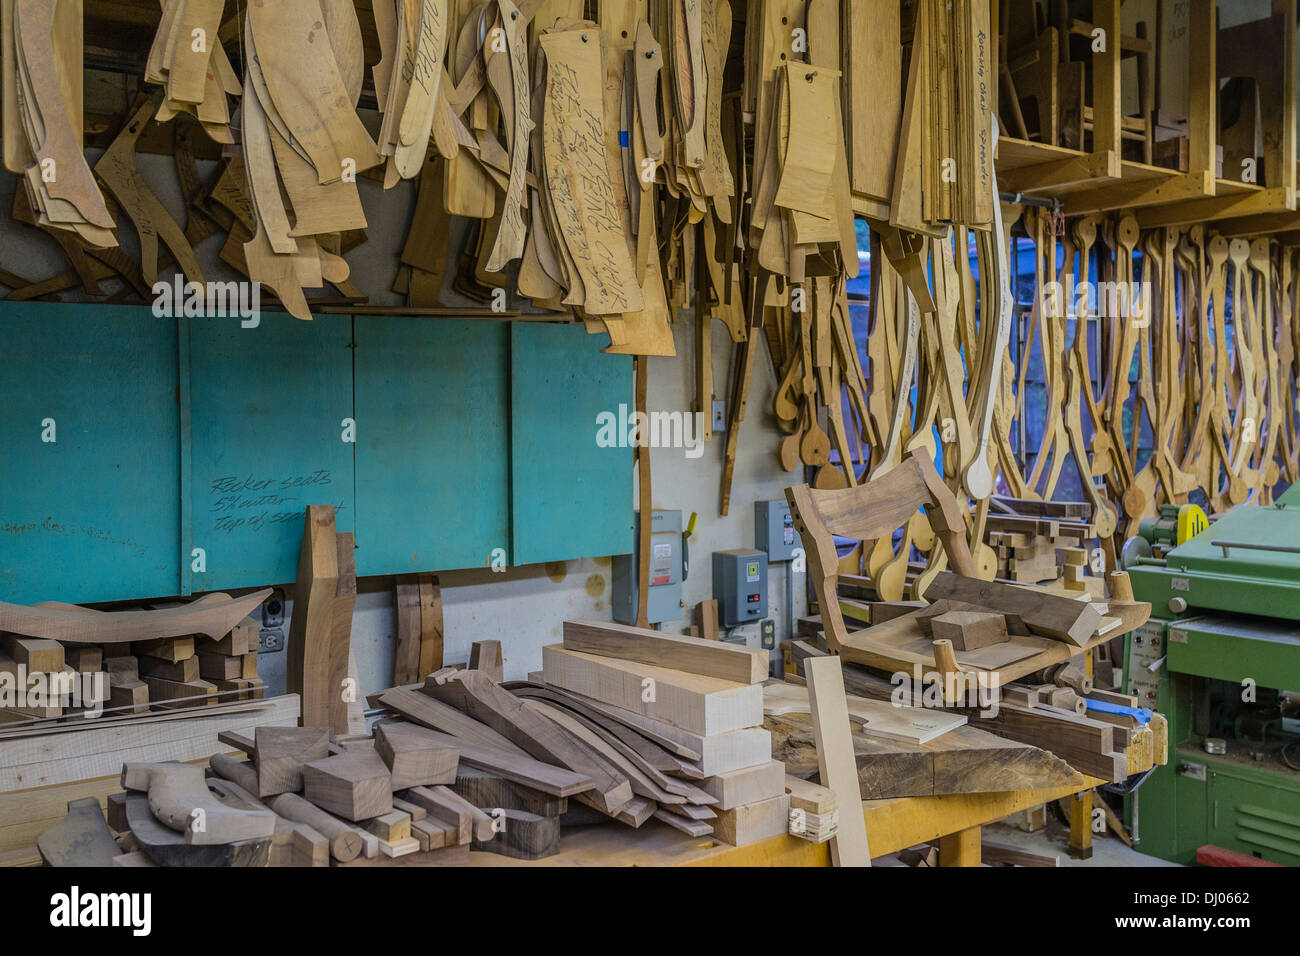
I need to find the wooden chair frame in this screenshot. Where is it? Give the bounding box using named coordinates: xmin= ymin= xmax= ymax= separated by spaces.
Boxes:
xmin=786 ymin=449 xmax=977 ymax=657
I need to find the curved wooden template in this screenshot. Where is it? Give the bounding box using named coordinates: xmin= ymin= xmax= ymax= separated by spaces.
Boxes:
xmin=122 ymin=763 xmax=277 ymax=846
xmin=249 ymin=0 xmax=381 ymax=186
xmin=0 ymin=588 xmax=270 ymax=644
xmin=14 ymin=0 xmax=115 ymax=229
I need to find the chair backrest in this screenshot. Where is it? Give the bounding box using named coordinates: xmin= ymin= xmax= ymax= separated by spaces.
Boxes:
xmin=786 ymin=450 xmax=976 ymax=652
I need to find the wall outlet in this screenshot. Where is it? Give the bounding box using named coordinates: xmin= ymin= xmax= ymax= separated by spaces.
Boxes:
xmin=258 ymin=628 xmax=285 ymax=653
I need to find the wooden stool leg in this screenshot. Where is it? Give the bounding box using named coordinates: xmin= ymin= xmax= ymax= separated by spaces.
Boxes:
xmin=1068 ymin=789 xmax=1094 ymax=860
xmin=939 ymin=825 xmax=981 ymax=866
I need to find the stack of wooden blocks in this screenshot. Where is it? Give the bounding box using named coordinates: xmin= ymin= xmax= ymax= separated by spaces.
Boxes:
xmin=0 ymin=636 xmax=108 ymax=719
xmin=541 ymin=621 xmax=789 ymax=847
xmin=784 ymin=775 xmax=839 ymax=844
xmin=989 ymin=531 xmax=1060 ymax=583
xmin=128 ymin=615 xmax=265 ymax=711
xmin=0 ymin=615 xmax=264 ymax=724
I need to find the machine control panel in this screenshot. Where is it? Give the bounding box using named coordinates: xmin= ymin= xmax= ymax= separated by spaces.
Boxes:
xmin=1127 ymin=619 xmax=1166 ymax=706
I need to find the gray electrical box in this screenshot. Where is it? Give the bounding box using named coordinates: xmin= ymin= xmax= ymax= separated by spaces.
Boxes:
xmin=612 ymin=510 xmax=683 ymax=624
xmin=755 ymin=499 xmax=801 ymax=562
xmin=712 ymin=549 xmax=767 ymax=626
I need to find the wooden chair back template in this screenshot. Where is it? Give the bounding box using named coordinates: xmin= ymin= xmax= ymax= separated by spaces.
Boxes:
xmin=786 ymin=449 xmax=977 ymax=655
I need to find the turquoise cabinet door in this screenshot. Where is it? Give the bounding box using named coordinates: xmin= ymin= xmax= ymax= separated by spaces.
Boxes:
xmin=353 ymin=317 xmax=510 ymax=575
xmin=186 ymin=312 xmax=355 ymax=591
xmin=510 ymin=323 xmax=633 ymax=565
xmin=0 ymin=303 xmax=181 ymax=603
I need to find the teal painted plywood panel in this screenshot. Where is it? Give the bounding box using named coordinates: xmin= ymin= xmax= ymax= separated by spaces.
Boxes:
xmin=353 ymin=317 xmax=509 ymax=575
xmin=187 ymin=312 xmax=355 ymax=590
xmin=0 ymin=303 xmax=181 ymax=603
xmin=510 ymin=323 xmax=633 ymax=565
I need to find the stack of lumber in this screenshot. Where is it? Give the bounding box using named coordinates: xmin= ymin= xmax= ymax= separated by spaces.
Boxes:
xmin=0 ymin=692 xmax=300 ymax=866
xmin=368 ymin=619 xmax=789 ymax=848
xmin=0 ymin=587 xmax=273 ymax=725
xmin=785 ymin=774 xmax=838 ymax=844
xmin=539 ymin=620 xmax=784 ymax=846
xmin=985 ymin=497 xmax=1095 ymax=586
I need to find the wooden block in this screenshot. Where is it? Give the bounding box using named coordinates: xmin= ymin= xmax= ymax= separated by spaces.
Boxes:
xmin=108 ymin=678 xmax=149 ymax=714
xmin=362 ymin=809 xmax=411 ymax=842
xmin=374 ymin=721 xmax=459 ymax=789
xmin=929 ymin=610 xmax=1009 ymax=651
xmin=132 ymin=637 xmax=195 ymax=663
xmin=255 ymin=725 xmax=330 ymax=797
xmin=104 ymin=656 xmax=140 ymax=680
xmin=471 ymin=808 xmax=559 ymax=859
xmin=711 ymin=793 xmax=790 ymax=846
xmin=290 ymin=823 xmax=329 ymax=867
xmin=200 ymin=617 xmax=259 ymax=656
xmin=286 ymin=504 xmax=339 ymax=731
xmin=64 ymin=646 xmax=102 ymax=673
xmin=700 ymin=760 xmax=786 ymax=811
xmin=105 ymin=792 xmax=130 ymax=832
xmin=1063 ymin=548 xmax=1087 ymax=566
xmin=392 ymin=796 xmax=426 ymax=821
xmin=403 ymin=785 xmax=493 ymax=844
xmin=450 ymin=766 xmax=568 ymax=818
xmin=378 ymin=835 xmax=420 ymax=857
xmin=241 ymin=653 xmax=259 ymax=680
xmin=785 ymin=774 xmax=837 ymax=815
xmin=246 ymin=676 xmax=266 ymax=699
xmin=469 ymin=640 xmax=503 ymax=681
xmin=213 ymin=678 xmax=252 ymax=701
xmin=805 ymin=656 xmax=871 ymax=866
xmin=925 ymin=573 xmax=1103 ymax=646
xmin=142 ymin=675 xmax=216 ymax=708
xmin=562 ymin=619 xmax=768 ymax=683
xmin=1 ymin=636 xmax=63 ymax=672
xmin=542 ymin=644 xmax=763 ymax=736
xmin=197 ymin=651 xmax=241 ymax=681
xmin=694 ymin=600 xmax=720 ymax=641
xmin=217 ymin=730 xmax=256 ymax=754
xmin=302 ymin=749 xmax=393 ymax=821
xmin=139 ymin=655 xmax=199 ymax=682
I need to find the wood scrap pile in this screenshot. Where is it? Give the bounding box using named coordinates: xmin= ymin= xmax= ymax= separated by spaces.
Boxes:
xmin=1 ymin=692 xmax=300 ymax=865
xmin=790 ymin=569 xmax=1165 ymax=785
xmin=1 ymin=0 xmax=116 ymax=247
xmin=985 ymin=495 xmax=1094 ymax=587
xmin=38 ymin=719 xmax=473 ymax=866
xmin=368 ymin=619 xmax=795 ymax=849
xmin=0 ymin=589 xmax=273 ymax=724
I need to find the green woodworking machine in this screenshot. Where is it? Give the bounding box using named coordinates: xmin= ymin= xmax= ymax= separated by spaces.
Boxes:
xmin=1122 ymin=495 xmax=1300 ymax=865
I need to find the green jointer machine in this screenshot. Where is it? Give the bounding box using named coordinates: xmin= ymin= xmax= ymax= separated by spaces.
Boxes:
xmin=1121 ymin=491 xmax=1300 ymax=865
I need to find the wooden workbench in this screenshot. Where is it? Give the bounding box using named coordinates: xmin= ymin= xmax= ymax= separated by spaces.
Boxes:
xmin=365 ymin=777 xmax=1104 ymax=867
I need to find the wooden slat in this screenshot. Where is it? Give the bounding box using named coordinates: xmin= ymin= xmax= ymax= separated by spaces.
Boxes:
xmin=562 ymin=619 xmax=768 ymax=683
xmin=804 ymin=656 xmax=870 ymax=866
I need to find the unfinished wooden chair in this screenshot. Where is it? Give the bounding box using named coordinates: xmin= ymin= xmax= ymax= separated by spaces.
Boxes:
xmin=785 ymin=449 xmax=978 ymax=666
